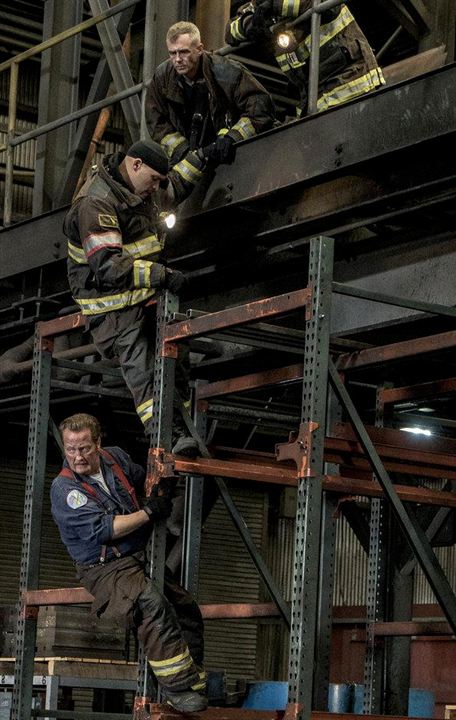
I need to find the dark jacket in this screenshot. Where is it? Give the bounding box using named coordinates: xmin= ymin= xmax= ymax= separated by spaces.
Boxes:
xmin=226 ymin=1 xmax=385 ymax=114
xmin=63 ymin=153 xmax=164 ymax=316
xmin=51 ymin=446 xmax=148 ymax=565
xmin=146 ymin=51 xmax=275 ymax=191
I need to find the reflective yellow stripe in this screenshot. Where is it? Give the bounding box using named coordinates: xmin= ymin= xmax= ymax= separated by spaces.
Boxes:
xmin=76 ymin=288 xmax=155 ymax=315
xmin=173 ymin=157 xmax=203 ymax=186
xmin=161 ymin=132 xmax=187 ymax=159
xmin=318 ymin=4 xmax=354 ymax=49
xmin=68 ymin=241 xmax=87 ymax=265
xmin=230 ymin=116 xmax=256 ymax=140
xmin=230 ymin=17 xmax=246 ymax=41
xmin=123 ymin=234 xmax=162 ymax=258
xmin=217 ymin=127 xmax=229 ymax=136
xmin=281 ymin=0 xmax=300 ymax=18
xmin=133 ymin=259 xmax=153 ymax=289
xmin=153 ymin=657 xmax=194 ymax=678
xmin=149 ymin=648 xmax=190 ymax=669
xmin=137 ymin=398 xmax=153 ymax=423
xmin=316 ymin=67 xmax=385 ymax=111
xmin=191 ymin=670 xmax=207 ymax=692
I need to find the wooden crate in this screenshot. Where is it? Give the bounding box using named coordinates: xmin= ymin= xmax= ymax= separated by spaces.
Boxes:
xmin=36 ymin=606 xmax=126 ymax=660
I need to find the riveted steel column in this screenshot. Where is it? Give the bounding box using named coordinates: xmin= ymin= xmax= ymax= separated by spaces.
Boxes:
xmin=136 ymin=290 xmax=179 ymax=709
xmin=182 ymin=385 xmax=206 ymax=595
xmin=363 ymin=390 xmax=388 ymax=713
xmin=288 ymin=236 xmax=333 ymax=720
xmin=12 ymin=327 xmax=52 ymax=720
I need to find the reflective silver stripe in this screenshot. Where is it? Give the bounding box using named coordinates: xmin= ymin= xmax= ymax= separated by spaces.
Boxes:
xmin=317 ymin=67 xmax=385 ymax=111
xmin=83 ymin=230 xmax=122 ymax=257
xmin=123 ymin=234 xmax=162 ymax=258
xmin=68 ymin=241 xmax=87 ymax=265
xmin=281 ymin=0 xmax=300 ymax=17
xmin=133 ymin=259 xmax=153 ymax=288
xmin=149 ymin=648 xmax=194 ymax=678
xmin=76 ymin=288 xmax=155 ymax=315
xmin=230 ymin=116 xmax=256 ymax=140
xmin=161 ymin=132 xmax=187 ymax=158
xmin=173 ymin=157 xmax=203 ymax=185
xmin=230 ymin=17 xmax=246 ymax=41
xmin=137 ymin=398 xmax=153 ymax=424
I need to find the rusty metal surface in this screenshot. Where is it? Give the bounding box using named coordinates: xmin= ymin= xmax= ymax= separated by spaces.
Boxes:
xmin=38 ymin=312 xmax=86 ymax=338
xmin=275 ymin=423 xmax=319 ymax=478
xmin=370 ymin=621 xmax=453 ymax=637
xmin=147 ymin=706 xmax=413 ymax=720
xmin=23 ymin=587 xmax=93 ymax=605
xmin=337 ymin=329 xmax=456 ymax=370
xmin=174 ymin=455 xmax=296 ymax=486
xmin=380 ymin=376 xmax=456 ymax=405
xmin=200 ymin=602 xmax=279 ymax=619
xmin=196 ymin=364 xmax=304 ymax=400
xmin=164 ymin=289 xmax=311 ymax=342
xmin=145 ymin=448 xmax=177 ymax=495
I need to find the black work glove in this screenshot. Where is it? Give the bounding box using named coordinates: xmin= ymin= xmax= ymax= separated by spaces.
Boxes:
xmin=205 ymin=135 xmax=236 ymax=165
xmin=248 ymin=0 xmax=273 ymax=40
xmin=150 ymin=262 xmax=167 ymax=289
xmin=143 ymin=494 xmax=173 ymax=521
xmin=164 ymin=268 xmax=187 ymax=295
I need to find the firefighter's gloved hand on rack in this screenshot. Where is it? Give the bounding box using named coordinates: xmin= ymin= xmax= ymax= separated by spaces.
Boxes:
xmin=199 ymin=135 xmax=236 ymax=165
xmin=143 ymin=487 xmax=173 ymax=521
xmin=150 ymin=263 xmax=187 ymax=295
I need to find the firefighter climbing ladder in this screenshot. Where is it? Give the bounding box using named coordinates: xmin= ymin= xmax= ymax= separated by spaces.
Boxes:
xmin=12 ymin=236 xmax=456 ymax=720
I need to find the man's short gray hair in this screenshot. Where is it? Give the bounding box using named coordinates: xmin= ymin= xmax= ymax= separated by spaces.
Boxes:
xmin=59 ymin=413 xmax=101 ymax=443
xmin=166 ymin=21 xmax=201 ymax=45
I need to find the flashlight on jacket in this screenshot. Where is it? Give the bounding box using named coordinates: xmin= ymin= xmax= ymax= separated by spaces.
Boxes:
xmin=160 ymin=211 xmax=176 ymax=229
xmin=276 ymin=29 xmax=297 ymax=50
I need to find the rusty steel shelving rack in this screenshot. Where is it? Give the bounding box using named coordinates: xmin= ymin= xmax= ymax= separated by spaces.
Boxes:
xmin=12 ymin=236 xmax=456 ymax=720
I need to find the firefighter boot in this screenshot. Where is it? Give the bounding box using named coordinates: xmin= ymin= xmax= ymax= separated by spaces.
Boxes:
xmin=164 ymin=689 xmax=208 ymax=713
xmin=172 ymin=408 xmax=199 ymax=457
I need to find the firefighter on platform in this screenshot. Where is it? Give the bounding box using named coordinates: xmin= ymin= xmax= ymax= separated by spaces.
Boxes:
xmin=145 ymin=20 xmax=275 ymax=195
xmin=225 ymin=0 xmax=385 ymax=116
xmin=63 ymin=139 xmax=197 ymax=455
xmin=51 ymin=413 xmax=207 ymax=713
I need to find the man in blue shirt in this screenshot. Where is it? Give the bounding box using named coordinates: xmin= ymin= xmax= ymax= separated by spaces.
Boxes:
xmin=51 ymin=413 xmax=207 ymax=713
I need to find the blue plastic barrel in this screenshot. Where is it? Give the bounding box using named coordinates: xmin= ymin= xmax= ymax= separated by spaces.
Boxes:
xmin=243 ymin=681 xmax=288 ymax=711
xmin=328 ymin=683 xmax=352 ymax=713
xmin=408 ymin=688 xmax=435 ymax=718
xmin=352 ymin=683 xmax=365 ymax=713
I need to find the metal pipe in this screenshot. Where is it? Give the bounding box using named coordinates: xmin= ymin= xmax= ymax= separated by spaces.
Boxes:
xmin=0 ymin=0 xmax=141 ymax=73
xmin=377 ymin=24 xmax=403 ymax=62
xmin=3 ymin=61 xmax=18 ymax=226
xmin=307 ymin=0 xmax=322 ymax=115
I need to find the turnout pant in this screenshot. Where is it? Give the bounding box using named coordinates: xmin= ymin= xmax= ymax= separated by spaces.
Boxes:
xmin=76 ymin=553 xmax=204 ymax=693
xmin=89 ymin=305 xmax=190 ymax=438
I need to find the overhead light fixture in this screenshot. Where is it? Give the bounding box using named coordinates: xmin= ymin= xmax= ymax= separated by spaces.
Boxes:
xmin=417 ymin=407 xmax=435 ymax=413
xmin=400 ymin=426 xmax=432 ymax=437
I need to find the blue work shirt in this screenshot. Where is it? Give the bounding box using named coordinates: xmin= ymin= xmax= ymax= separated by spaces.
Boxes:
xmin=50 ymin=446 xmax=150 ymax=565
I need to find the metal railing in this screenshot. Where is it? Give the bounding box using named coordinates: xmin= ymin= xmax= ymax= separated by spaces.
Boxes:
xmin=0 ymin=0 xmax=142 ymax=226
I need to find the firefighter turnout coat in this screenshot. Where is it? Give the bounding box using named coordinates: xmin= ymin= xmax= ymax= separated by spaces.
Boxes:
xmin=64 ymin=151 xmax=165 ymax=318
xmin=146 ymin=50 xmax=275 ymax=194
xmin=226 ymin=1 xmax=385 ymax=114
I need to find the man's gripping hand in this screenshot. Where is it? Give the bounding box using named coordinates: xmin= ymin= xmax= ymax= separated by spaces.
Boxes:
xmin=143 ymin=493 xmax=173 ymax=521
xmin=150 ymin=263 xmax=187 ymax=295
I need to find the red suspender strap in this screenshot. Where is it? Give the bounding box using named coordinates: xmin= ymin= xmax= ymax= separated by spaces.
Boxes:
xmin=99 ymin=448 xmax=141 ymax=510
xmin=59 ymin=468 xmax=104 ymax=504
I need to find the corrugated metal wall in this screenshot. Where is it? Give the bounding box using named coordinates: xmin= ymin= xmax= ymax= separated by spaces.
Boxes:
xmin=198 ymin=484 xmax=267 ymax=682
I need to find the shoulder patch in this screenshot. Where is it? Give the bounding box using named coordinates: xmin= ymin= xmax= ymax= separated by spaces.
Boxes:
xmin=98 ymin=214 xmax=119 ymax=228
xmin=67 ymin=489 xmax=88 ymax=509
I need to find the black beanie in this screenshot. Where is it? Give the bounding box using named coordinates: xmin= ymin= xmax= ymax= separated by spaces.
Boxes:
xmin=127 ymin=139 xmax=169 ymax=176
